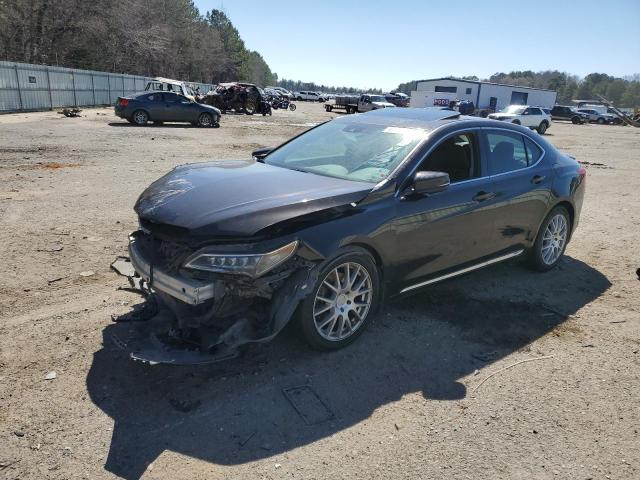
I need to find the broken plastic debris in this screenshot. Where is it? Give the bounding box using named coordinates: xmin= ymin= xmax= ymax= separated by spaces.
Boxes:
xmin=110 ymin=256 xmax=136 ymax=277
xmin=45 ymin=371 xmax=57 ymax=380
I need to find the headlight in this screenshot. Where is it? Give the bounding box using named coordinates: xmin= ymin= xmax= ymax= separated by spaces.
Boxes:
xmin=183 ymin=240 xmax=298 ymax=277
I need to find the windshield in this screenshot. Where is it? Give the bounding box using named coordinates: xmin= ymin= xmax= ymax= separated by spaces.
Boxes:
xmin=264 ymin=120 xmax=426 ymax=183
xmin=502 ymin=105 xmax=526 ymax=114
xmin=370 ymin=95 xmax=387 ymax=103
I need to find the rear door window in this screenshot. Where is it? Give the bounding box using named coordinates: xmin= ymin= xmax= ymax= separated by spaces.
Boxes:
xmin=524 ymin=136 xmax=543 ymax=165
xmin=164 ymin=93 xmax=180 ymax=103
xmin=485 ymin=131 xmax=529 ymax=175
xmin=146 ymin=93 xmax=162 ymax=101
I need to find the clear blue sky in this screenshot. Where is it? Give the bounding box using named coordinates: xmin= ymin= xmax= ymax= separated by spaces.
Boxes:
xmin=194 ymin=0 xmax=640 ymax=90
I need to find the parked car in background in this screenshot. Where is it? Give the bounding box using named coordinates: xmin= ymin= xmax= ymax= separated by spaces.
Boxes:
xmin=266 ymin=86 xmax=293 ymax=99
xmin=295 ymin=91 xmax=326 ymax=102
xmin=488 ymin=105 xmax=551 ymax=134
xmin=577 ymin=109 xmax=617 ymax=124
xmin=550 ymin=106 xmax=590 ymax=124
xmin=126 ymin=108 xmax=585 ymax=362
xmin=385 ymin=92 xmax=410 ymax=107
xmin=115 ymin=91 xmax=221 ymax=127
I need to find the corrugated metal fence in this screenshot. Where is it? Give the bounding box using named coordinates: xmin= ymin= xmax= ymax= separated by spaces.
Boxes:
xmin=0 ymin=61 xmax=214 ymax=112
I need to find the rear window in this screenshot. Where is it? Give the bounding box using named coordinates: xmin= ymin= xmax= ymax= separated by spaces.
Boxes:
xmin=524 ymin=137 xmax=543 ymax=165
xmin=146 ymin=93 xmax=162 ymax=101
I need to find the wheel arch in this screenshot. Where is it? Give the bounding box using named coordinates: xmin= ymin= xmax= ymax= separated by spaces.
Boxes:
xmin=556 ymin=200 xmax=575 ymax=236
xmin=533 ymin=200 xmax=575 ymax=245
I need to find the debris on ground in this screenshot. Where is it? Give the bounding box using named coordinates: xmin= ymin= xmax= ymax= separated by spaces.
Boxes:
xmin=36 ymin=245 xmax=63 ymax=253
xmin=79 ymin=270 xmax=95 ymax=277
xmin=58 ymin=108 xmax=82 ymax=118
xmin=44 ymin=371 xmax=57 ymax=380
xmin=283 ymin=385 xmax=335 ymax=425
xmin=472 ymin=356 xmax=554 ymax=394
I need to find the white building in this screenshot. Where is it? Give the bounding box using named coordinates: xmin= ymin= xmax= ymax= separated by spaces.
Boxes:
xmin=410 ymin=77 xmax=557 ymax=112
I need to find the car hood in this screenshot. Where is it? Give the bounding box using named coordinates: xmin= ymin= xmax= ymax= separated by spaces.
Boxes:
xmin=489 ymin=113 xmax=516 ymax=118
xmin=134 ymin=161 xmax=374 ymax=237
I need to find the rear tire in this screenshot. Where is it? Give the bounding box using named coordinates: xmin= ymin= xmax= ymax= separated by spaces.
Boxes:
xmin=597 ymin=117 xmax=605 ymax=124
xmin=289 ymin=103 xmax=296 ymax=111
xmin=296 ymin=247 xmax=380 ymax=351
xmin=132 ymin=110 xmax=148 ymax=125
xmin=244 ymin=100 xmax=256 ymax=115
xmin=537 ymin=121 xmax=548 ymax=134
xmin=571 ymin=116 xmax=580 ymax=125
xmin=511 ymin=119 xmax=521 ymax=125
xmin=527 ymin=206 xmax=571 ymax=272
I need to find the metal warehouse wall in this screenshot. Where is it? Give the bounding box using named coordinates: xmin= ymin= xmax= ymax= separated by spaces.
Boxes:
xmin=0 ymin=61 xmax=214 ymax=113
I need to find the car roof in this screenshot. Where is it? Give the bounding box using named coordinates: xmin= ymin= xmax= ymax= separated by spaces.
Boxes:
xmin=333 ymin=107 xmax=546 ymax=135
xmin=335 ymin=107 xmax=462 ymax=130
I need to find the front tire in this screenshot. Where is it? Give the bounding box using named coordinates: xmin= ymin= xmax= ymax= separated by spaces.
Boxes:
xmin=597 ymin=117 xmax=605 ymax=124
xmin=197 ymin=112 xmax=213 ymax=127
xmin=132 ymin=110 xmax=148 ymax=125
xmin=297 ymin=248 xmax=380 ymax=350
xmin=511 ymin=119 xmax=521 ymax=125
xmin=528 ymin=206 xmax=571 ymax=272
xmin=571 ymin=116 xmax=581 ymax=125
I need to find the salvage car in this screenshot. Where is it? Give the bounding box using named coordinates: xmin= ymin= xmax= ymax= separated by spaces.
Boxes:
xmin=124 ymin=108 xmax=585 ymax=364
xmin=115 ymin=92 xmax=221 ymax=127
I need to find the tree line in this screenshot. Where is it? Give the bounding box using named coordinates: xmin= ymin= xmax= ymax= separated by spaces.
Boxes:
xmin=0 ymin=0 xmax=276 ymax=87
xmin=275 ymin=79 xmax=383 ymax=95
xmin=396 ymin=71 xmax=640 ymax=107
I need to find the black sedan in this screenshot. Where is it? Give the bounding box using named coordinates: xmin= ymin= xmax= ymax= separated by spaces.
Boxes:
xmin=125 ymin=108 xmax=586 ymax=363
xmin=115 ymin=91 xmax=221 ymax=127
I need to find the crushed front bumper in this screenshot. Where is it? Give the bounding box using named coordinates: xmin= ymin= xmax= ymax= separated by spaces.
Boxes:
xmin=128 ymin=234 xmax=215 ymax=305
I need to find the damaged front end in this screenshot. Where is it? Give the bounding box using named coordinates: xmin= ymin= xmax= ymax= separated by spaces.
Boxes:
xmin=114 ymin=230 xmax=319 ymax=365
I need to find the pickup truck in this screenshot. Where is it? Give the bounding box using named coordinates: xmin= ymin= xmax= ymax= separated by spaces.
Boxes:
xmin=550 ymin=106 xmax=590 ymax=124
xmin=324 ymin=94 xmax=396 ymax=113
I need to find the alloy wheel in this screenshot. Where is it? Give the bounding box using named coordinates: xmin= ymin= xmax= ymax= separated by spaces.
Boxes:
xmin=541 ymin=214 xmax=568 ymax=265
xmin=313 ymin=262 xmax=373 ymax=341
xmin=198 ymin=113 xmax=212 ymax=127
xmin=133 ymin=111 xmax=147 ymax=125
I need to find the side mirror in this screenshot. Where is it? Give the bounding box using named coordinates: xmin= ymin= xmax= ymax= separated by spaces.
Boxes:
xmin=409 ymin=171 xmax=450 ymax=196
xmin=252 ymin=146 xmax=274 ymax=161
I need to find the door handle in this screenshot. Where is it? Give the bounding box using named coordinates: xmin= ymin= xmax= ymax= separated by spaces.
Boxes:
xmin=472 ymin=191 xmax=496 ymax=202
xmin=531 ymin=175 xmax=546 ymax=184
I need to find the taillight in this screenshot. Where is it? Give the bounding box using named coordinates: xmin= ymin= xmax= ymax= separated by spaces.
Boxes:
xmin=578 ymin=166 xmax=587 ymax=183
xmin=119 ymin=98 xmax=129 ymax=106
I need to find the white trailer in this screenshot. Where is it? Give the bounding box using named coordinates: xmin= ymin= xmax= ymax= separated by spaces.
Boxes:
xmin=410 ymin=77 xmax=557 ymax=114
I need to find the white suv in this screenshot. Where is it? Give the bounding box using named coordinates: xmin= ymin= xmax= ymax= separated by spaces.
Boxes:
xmin=488 ymin=105 xmax=552 ymax=134
xmin=295 ymin=91 xmax=325 ymax=102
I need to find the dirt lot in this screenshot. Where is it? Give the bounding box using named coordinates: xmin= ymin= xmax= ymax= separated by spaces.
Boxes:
xmin=0 ymin=103 xmax=638 ymax=480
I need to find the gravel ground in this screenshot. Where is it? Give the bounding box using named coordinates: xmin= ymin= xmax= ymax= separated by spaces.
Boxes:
xmin=0 ymin=104 xmax=638 ymax=480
